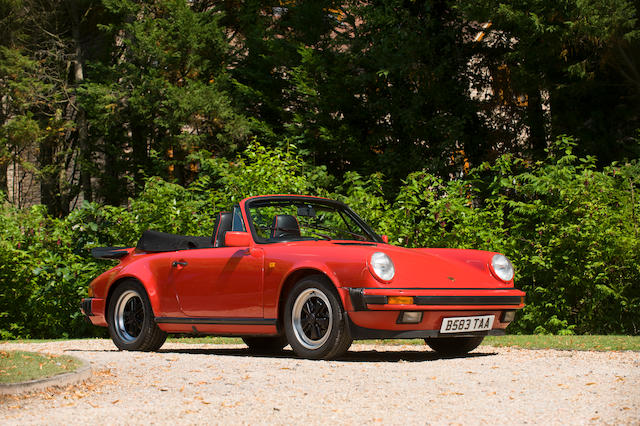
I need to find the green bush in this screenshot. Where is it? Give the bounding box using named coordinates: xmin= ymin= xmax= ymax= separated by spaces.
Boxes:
xmin=1 ymin=139 xmax=638 ymax=338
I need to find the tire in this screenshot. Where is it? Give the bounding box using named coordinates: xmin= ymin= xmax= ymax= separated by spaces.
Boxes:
xmin=242 ymin=336 xmax=288 ymax=354
xmin=284 ymin=275 xmax=352 ymax=360
xmin=424 ymin=336 xmax=485 ymax=356
xmin=107 ymin=280 xmax=167 ymax=351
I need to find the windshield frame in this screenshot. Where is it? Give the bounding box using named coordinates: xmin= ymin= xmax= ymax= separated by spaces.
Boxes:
xmin=243 ymin=196 xmax=383 ymax=244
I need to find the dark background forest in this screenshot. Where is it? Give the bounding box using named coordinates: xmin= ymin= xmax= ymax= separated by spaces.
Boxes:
xmin=1 ymin=0 xmax=639 ymax=338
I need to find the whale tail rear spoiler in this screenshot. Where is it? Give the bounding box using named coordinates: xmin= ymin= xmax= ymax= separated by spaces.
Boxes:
xmin=91 ymin=247 xmax=132 ymax=260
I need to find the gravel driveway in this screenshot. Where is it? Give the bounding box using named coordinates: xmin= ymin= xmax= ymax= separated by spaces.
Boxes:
xmin=1 ymin=339 xmax=638 ymax=425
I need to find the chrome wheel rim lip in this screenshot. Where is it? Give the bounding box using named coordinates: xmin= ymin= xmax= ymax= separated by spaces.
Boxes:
xmin=292 ymin=288 xmax=333 ymax=350
xmin=114 ymin=290 xmax=144 ymax=343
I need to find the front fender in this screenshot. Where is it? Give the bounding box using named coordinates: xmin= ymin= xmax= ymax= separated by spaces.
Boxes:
xmin=265 ymin=261 xmax=346 ymax=319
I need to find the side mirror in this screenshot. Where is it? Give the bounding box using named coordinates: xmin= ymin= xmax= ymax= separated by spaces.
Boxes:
xmin=225 ymin=231 xmax=252 ymax=247
xmin=381 ymin=235 xmax=389 ymax=244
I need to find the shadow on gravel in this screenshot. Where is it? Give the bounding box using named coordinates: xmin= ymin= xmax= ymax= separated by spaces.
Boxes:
xmin=151 ymin=347 xmax=497 ymax=363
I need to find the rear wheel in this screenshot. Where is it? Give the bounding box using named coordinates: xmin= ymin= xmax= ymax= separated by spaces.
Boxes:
xmin=424 ymin=336 xmax=484 ymax=356
xmin=284 ymin=275 xmax=352 ymax=360
xmin=107 ymin=280 xmax=167 ymax=351
xmin=242 ymin=336 xmax=288 ymax=354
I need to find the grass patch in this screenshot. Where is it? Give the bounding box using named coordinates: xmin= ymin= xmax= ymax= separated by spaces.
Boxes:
xmin=166 ymin=335 xmax=640 ymax=351
xmin=0 ymin=351 xmax=82 ymax=384
xmin=483 ymin=335 xmax=640 ymax=351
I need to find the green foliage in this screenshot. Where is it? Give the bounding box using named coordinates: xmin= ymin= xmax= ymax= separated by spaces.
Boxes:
xmin=334 ymin=137 xmax=640 ymax=335
xmin=1 ymin=140 xmax=639 ymax=339
xmin=193 ymin=141 xmax=334 ymax=206
xmin=0 ymin=142 xmax=333 ymax=338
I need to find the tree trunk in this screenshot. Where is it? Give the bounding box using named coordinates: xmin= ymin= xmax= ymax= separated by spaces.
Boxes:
xmin=526 ymin=87 xmax=547 ymax=159
xmin=68 ymin=0 xmax=93 ymax=203
xmin=131 ymin=121 xmax=149 ymax=193
xmin=39 ymin=138 xmax=57 ymax=214
xmin=0 ymin=162 xmax=8 ymax=197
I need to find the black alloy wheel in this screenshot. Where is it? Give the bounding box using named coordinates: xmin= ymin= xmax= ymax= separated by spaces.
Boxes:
xmin=107 ymin=280 xmax=167 ymax=351
xmin=284 ymin=275 xmax=352 ymax=360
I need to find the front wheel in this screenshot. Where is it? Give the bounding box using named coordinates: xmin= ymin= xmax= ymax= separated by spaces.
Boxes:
xmin=284 ymin=276 xmax=352 ymax=360
xmin=424 ymin=336 xmax=485 ymax=356
xmin=107 ymin=280 xmax=167 ymax=351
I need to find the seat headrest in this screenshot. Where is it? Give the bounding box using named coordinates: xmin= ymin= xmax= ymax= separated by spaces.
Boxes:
xmin=271 ymin=214 xmax=301 ymax=239
xmin=213 ymin=212 xmax=233 ymax=247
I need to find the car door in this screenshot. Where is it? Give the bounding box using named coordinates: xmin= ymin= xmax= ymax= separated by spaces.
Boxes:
xmin=170 ymin=246 xmax=264 ymax=318
xmin=170 ymin=206 xmax=264 ymax=318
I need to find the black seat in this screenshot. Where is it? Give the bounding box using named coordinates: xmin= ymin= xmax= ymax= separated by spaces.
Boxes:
xmin=213 ymin=212 xmax=233 ymax=247
xmin=271 ymin=214 xmax=301 ymax=239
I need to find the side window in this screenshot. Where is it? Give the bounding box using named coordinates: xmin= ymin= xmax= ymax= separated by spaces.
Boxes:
xmin=232 ymin=205 xmax=246 ymax=232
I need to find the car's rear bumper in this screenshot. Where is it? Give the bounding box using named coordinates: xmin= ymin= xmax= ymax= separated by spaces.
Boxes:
xmin=342 ymin=287 xmax=525 ymax=339
xmin=80 ymin=298 xmax=107 ymax=326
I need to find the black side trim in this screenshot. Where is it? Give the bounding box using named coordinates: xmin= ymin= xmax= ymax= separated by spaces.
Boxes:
xmin=346 ymin=316 xmax=506 ymax=339
xmin=155 ymin=317 xmax=277 ymax=326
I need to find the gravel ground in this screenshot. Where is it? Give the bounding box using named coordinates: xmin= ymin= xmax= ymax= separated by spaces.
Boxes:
xmin=1 ymin=339 xmax=638 ymax=425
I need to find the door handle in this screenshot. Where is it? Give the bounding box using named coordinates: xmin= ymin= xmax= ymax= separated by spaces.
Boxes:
xmin=172 ymin=261 xmax=188 ymax=267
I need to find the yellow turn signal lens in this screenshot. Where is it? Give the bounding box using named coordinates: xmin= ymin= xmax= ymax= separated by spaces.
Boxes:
xmin=388 ymin=296 xmax=414 ymax=305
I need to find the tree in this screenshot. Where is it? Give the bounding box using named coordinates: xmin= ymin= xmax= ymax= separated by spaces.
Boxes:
xmin=83 ymin=0 xmax=251 ymax=201
xmin=459 ymin=0 xmax=640 ymax=163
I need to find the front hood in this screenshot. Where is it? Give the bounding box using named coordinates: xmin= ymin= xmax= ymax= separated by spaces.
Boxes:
xmin=269 ymin=240 xmax=512 ymax=289
xmin=378 ymin=245 xmax=511 ymax=289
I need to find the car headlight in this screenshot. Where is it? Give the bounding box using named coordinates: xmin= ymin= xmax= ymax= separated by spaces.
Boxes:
xmin=369 ymin=252 xmax=395 ymax=282
xmin=490 ymin=254 xmax=514 ymax=282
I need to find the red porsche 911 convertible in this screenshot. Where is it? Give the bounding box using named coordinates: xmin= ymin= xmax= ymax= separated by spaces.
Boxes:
xmin=81 ymin=195 xmax=525 ymax=359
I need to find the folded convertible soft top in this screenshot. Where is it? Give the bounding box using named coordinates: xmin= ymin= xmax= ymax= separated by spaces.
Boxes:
xmin=135 ymin=230 xmax=213 ymax=252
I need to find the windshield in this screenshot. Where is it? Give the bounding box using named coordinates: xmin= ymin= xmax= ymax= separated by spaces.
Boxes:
xmin=246 ymin=198 xmax=380 ymax=244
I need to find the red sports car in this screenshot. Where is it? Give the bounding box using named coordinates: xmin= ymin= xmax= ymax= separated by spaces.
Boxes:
xmin=81 ymin=195 xmax=525 ymax=359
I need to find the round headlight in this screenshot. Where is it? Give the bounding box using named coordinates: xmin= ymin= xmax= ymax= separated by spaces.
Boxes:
xmin=369 ymin=252 xmax=395 ymax=282
xmin=491 ymin=254 xmax=514 ymax=282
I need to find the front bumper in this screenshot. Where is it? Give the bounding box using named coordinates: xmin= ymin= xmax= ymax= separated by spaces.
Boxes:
xmin=344 ymin=287 xmax=525 ymax=340
xmin=348 ymin=287 xmax=525 ymax=311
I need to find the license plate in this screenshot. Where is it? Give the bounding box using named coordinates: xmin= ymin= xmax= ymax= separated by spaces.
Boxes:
xmin=440 ymin=315 xmax=495 ymax=333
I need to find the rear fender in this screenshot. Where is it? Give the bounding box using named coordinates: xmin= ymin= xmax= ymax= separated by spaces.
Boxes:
xmin=104 ymin=260 xmax=174 ymax=319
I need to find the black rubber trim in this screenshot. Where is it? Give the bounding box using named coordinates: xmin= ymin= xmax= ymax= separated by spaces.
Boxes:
xmin=332 ymin=242 xmax=377 ymax=246
xmin=362 ymin=295 xmax=522 ymax=306
xmin=359 ymin=287 xmax=522 ymax=291
xmin=349 ymin=288 xmax=368 ymax=311
xmin=414 ymin=296 xmax=522 ymax=305
xmin=155 ymin=317 xmax=277 ymax=326
xmin=364 ymin=295 xmax=387 ymax=304
xmin=245 ymin=196 xmax=384 ymax=244
xmin=346 ymin=316 xmax=507 ymax=339
xmin=80 ymin=298 xmax=94 ymax=316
